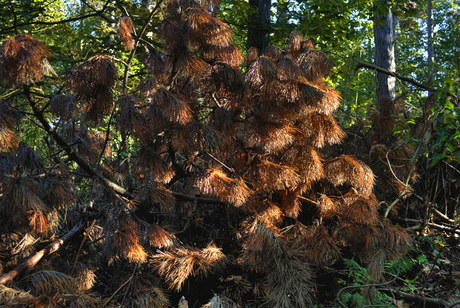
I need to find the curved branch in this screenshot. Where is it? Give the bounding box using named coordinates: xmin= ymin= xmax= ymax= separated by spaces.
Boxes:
xmin=355 ymin=61 xmax=435 ymax=92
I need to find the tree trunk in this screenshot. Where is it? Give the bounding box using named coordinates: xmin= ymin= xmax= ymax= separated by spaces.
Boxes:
xmin=247 ymin=0 xmax=271 ymax=52
xmin=374 ymin=3 xmax=397 ymax=109
xmin=427 ymin=0 xmax=434 ymax=95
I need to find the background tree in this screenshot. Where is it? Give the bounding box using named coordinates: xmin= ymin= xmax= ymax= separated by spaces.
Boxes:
xmin=374 ymin=1 xmax=397 ymax=105
xmin=247 ymin=0 xmax=271 ymax=51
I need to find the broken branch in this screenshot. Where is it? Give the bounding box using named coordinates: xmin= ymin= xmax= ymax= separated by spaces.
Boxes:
xmin=0 ymin=217 xmax=93 ymax=285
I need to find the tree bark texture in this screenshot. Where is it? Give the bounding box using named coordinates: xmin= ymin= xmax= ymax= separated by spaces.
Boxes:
xmin=247 ymin=0 xmax=271 ymax=52
xmin=427 ymin=0 xmax=434 ymax=95
xmin=374 ymin=4 xmax=397 ymax=109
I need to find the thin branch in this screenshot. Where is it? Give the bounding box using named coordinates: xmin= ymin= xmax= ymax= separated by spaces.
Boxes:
xmin=102 ymin=263 xmax=140 ymax=307
xmin=96 ymin=107 xmax=116 ymax=171
xmin=355 ymin=61 xmax=435 ymax=92
xmin=379 ymin=288 xmax=449 ymax=308
xmin=0 ymin=0 xmax=112 ymax=34
xmin=122 ymin=0 xmax=165 ymax=92
xmin=433 ymin=208 xmax=456 ymax=223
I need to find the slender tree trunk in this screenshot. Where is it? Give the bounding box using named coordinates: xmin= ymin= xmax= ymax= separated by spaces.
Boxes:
xmin=427 ymin=0 xmax=434 ymax=95
xmin=374 ymin=3 xmax=397 ymax=109
xmin=247 ymin=0 xmax=271 ymax=52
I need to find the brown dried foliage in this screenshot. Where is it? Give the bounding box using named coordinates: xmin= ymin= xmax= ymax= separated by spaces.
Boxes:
xmin=138 ymin=182 xmax=177 ymax=213
xmin=185 ymin=7 xmax=232 ymax=47
xmin=325 ymin=155 xmax=375 ymax=197
xmin=262 ymin=248 xmax=315 ymax=308
xmin=151 ymin=88 xmax=192 ymax=125
xmin=341 ymin=196 xmax=379 ymax=225
xmin=0 ymin=126 xmax=19 ymax=153
xmin=304 ymin=226 xmax=341 ymax=266
xmin=66 ymin=55 xmax=117 ymax=123
xmin=127 ymin=285 xmax=170 ymax=308
xmin=296 ymin=112 xmax=345 ymax=148
xmin=317 ymin=194 xmax=337 ymax=219
xmin=144 ymin=48 xmax=167 ymax=83
xmin=246 ymin=120 xmax=295 ymax=153
xmin=117 ymin=94 xmax=149 ymax=139
xmin=135 ymin=144 xmax=175 ymax=184
xmin=49 ymin=95 xmax=77 ymax=121
xmin=296 ymin=44 xmax=332 ymax=83
xmin=0 ymin=34 xmax=51 ymax=85
xmin=31 ymin=270 xmax=78 ymax=296
xmin=239 ymin=223 xmax=282 ymax=272
xmin=245 ymin=56 xmax=277 ymax=88
xmin=0 ymin=176 xmax=51 ymax=231
xmin=256 ymin=203 xmax=285 ymax=229
xmin=170 ymin=123 xmax=222 ymax=154
xmin=281 ymin=145 xmax=324 ymax=185
xmin=112 ymin=217 xmax=148 ymax=263
xmin=75 ymin=266 xmax=97 ymax=292
xmin=117 ymin=16 xmax=135 ymax=50
xmin=147 ymin=225 xmax=175 ymax=250
xmin=246 ymin=157 xmax=301 ymax=192
xmin=280 ymin=186 xmax=304 ymax=218
xmin=69 ymin=128 xmax=111 ymax=163
xmin=208 ymin=63 xmax=247 ymax=110
xmin=153 ymin=244 xmax=227 ymax=291
xmin=287 ymin=31 xmax=304 ymax=57
xmin=0 ymin=285 xmax=36 ymax=306
xmin=196 ymin=168 xmax=250 ymax=206
xmin=43 ymin=172 xmax=76 ymax=210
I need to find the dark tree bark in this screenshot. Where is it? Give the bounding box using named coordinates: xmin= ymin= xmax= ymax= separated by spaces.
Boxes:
xmin=247 ymin=0 xmax=271 ymax=52
xmin=374 ymin=3 xmax=397 ymax=109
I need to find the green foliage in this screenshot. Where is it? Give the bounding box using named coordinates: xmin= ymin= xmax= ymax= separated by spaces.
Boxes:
xmin=337 ymin=259 xmax=394 ymax=307
xmin=428 ymin=90 xmax=460 ymax=166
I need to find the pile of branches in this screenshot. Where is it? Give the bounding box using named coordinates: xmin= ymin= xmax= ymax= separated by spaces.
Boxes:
xmin=0 ymin=0 xmax=420 ymax=307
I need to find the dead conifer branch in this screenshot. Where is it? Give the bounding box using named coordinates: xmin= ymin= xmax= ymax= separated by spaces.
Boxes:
xmin=24 ymin=86 xmax=134 ymax=200
xmin=0 ymin=217 xmax=92 ymax=285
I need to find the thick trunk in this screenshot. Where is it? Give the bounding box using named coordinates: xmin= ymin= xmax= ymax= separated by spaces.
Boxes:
xmin=247 ymin=0 xmax=271 ymax=52
xmin=374 ymin=5 xmax=397 ymax=109
xmin=427 ymin=0 xmax=434 ymax=94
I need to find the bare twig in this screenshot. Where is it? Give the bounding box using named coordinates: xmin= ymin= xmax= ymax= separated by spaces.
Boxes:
xmin=355 ymin=62 xmax=435 ymax=92
xmin=102 ymin=263 xmax=140 ymax=307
